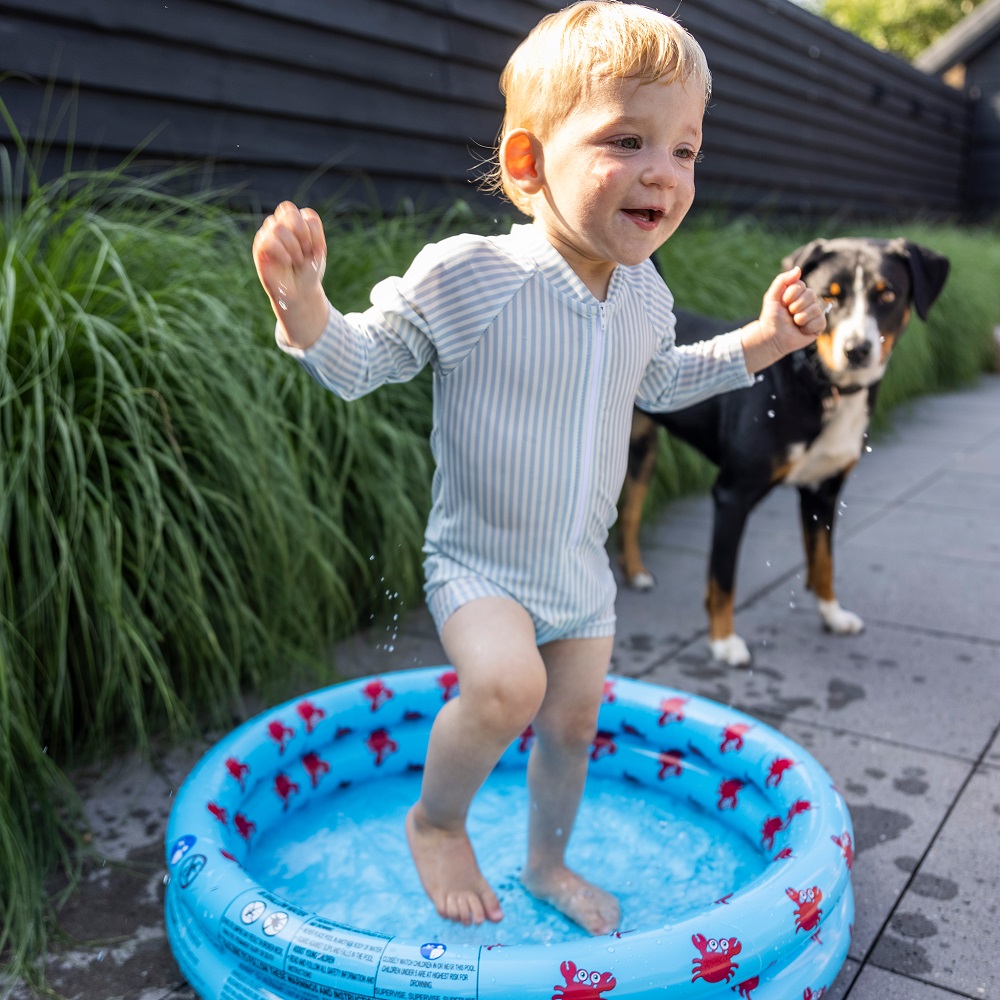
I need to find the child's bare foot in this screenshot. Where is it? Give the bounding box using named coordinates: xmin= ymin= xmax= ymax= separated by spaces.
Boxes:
xmin=406 ymin=803 xmax=503 ymax=926
xmin=521 ymin=865 xmax=621 ymax=935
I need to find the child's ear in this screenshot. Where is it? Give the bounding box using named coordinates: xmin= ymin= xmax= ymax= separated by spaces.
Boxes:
xmin=502 ymin=129 xmax=543 ymax=196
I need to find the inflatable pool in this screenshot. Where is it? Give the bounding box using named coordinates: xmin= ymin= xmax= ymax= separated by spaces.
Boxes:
xmin=165 ymin=666 xmax=854 ymax=999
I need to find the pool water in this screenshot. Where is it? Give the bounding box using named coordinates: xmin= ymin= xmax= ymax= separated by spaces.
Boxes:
xmin=243 ymin=764 xmax=765 ymax=946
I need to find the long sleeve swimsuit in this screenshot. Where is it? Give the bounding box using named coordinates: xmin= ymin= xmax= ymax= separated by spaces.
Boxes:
xmin=280 ymin=223 xmax=753 ymax=644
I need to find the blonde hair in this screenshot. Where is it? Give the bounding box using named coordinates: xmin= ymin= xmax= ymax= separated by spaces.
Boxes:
xmin=487 ymin=1 xmax=712 ymax=213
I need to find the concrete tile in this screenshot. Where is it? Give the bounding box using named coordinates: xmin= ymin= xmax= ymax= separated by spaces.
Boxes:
xmin=844 ymin=439 xmax=964 ymax=503
xmin=826 ymin=957 xmax=860 ymax=999
xmin=953 ymin=436 xmax=1000 ymax=477
xmin=845 ymin=497 xmax=1000 ymax=564
xmin=907 ymin=468 xmax=1000 ymax=513
xmin=777 ymin=541 xmax=1000 ymax=643
xmin=640 ymin=606 xmax=1000 ymax=761
xmin=844 ymin=963 xmax=968 ymax=998
xmin=871 ymin=763 xmax=1000 ymax=997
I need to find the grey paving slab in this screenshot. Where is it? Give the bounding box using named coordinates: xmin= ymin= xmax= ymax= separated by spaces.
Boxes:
xmin=769 ymin=541 xmax=1000 ymax=643
xmin=844 ymin=963 xmax=970 ymax=999
xmin=953 ymin=435 xmax=1000 ymax=476
xmin=845 ymin=496 xmax=1000 ymax=564
xmin=637 ymin=605 xmax=1000 ymax=761
xmin=843 ymin=439 xmax=965 ymax=504
xmin=870 ymin=762 xmax=1000 ymax=998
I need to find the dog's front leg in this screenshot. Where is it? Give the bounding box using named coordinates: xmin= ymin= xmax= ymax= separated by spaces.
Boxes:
xmin=619 ymin=412 xmax=660 ymax=590
xmin=798 ymin=475 xmax=864 ymax=635
xmin=706 ymin=482 xmax=758 ymax=666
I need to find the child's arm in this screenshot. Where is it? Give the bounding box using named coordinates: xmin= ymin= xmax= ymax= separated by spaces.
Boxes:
xmin=738 ymin=267 xmax=826 ymax=374
xmin=252 ymin=201 xmax=330 ymax=351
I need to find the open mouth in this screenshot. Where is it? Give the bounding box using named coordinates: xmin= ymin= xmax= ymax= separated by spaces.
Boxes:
xmin=623 ymin=208 xmax=663 ymax=225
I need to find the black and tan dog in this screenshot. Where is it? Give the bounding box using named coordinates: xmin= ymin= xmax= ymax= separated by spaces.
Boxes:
xmin=619 ymin=237 xmax=950 ymax=665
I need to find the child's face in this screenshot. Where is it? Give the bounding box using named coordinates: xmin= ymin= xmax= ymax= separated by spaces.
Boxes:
xmin=530 ymin=75 xmax=704 ymax=299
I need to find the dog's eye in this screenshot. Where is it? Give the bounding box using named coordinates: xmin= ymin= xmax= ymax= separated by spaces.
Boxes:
xmin=879 ymin=288 xmax=896 ymax=304
xmin=824 ymin=282 xmax=842 ymax=300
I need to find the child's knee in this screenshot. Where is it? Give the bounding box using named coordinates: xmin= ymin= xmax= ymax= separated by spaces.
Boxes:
xmin=463 ymin=658 xmax=546 ymax=733
xmin=533 ymin=705 xmax=600 ymax=755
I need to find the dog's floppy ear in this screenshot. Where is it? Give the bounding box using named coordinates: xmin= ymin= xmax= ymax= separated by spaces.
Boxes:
xmin=782 ymin=239 xmax=834 ymax=277
xmin=885 ymin=239 xmax=950 ymax=320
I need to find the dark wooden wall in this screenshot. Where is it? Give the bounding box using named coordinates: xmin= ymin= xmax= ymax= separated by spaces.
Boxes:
xmin=0 ymin=0 xmax=972 ymax=219
xmin=965 ymin=44 xmax=1000 ymax=215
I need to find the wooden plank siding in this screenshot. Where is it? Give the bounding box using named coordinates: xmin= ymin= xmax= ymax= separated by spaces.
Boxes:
xmin=966 ymin=43 xmax=1000 ymax=215
xmin=0 ymin=0 xmax=972 ymax=219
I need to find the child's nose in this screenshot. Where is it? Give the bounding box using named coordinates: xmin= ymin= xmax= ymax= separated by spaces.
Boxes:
xmin=642 ymin=150 xmax=680 ymax=187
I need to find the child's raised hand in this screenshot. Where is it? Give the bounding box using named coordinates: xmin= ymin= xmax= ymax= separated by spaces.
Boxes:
xmin=739 ymin=267 xmax=827 ymax=374
xmin=253 ymin=201 xmax=330 ymax=350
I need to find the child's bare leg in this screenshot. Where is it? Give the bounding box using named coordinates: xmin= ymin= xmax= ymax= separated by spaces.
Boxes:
xmin=521 ymin=635 xmax=621 ymax=935
xmin=407 ymin=597 xmax=546 ymax=926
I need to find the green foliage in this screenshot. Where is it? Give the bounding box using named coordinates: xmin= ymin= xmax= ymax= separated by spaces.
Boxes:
xmin=0 ymin=155 xmax=439 ymax=984
xmin=820 ymin=0 xmax=988 ymax=61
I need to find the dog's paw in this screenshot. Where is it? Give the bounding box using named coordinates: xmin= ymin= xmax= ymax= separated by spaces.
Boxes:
xmin=627 ymin=570 xmax=656 ymax=591
xmin=709 ymin=634 xmax=752 ymax=667
xmin=818 ymin=599 xmax=865 ymax=635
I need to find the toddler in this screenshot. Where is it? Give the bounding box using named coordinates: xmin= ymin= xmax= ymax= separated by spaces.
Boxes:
xmin=252 ymin=0 xmax=825 ymax=936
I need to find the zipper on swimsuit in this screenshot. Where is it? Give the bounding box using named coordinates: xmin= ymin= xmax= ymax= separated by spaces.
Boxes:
xmin=569 ymin=301 xmax=606 ymax=548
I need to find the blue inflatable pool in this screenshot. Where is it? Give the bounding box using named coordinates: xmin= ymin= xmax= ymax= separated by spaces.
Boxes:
xmin=165 ymin=667 xmax=854 ymax=999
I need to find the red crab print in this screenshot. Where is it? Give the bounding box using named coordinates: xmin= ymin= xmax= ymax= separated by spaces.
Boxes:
xmin=765 ymin=756 xmax=795 ymax=787
xmin=774 ymin=847 xmax=795 ymax=861
xmin=735 ymin=976 xmax=760 ymax=998
xmin=761 ymin=815 xmax=786 ymax=851
xmin=786 ymin=885 xmax=824 ymax=933
xmin=831 ymin=831 xmax=854 ymax=870
xmin=519 ymin=725 xmax=535 ymax=752
xmin=225 ymin=756 xmax=250 ymax=790
xmin=207 ymin=801 xmax=228 ymax=825
xmin=362 ymin=678 xmax=393 ymax=711
xmin=590 ymin=731 xmax=618 ymax=761
xmin=267 ymin=719 xmax=295 ymax=753
xmin=658 ymin=696 xmax=687 ymax=726
xmin=602 ymin=680 xmax=617 ymax=703
xmin=366 ymin=727 xmax=398 ymax=765
xmin=274 ymin=772 xmax=300 ymax=809
xmin=551 ymin=960 xmax=617 ymax=999
xmin=720 ymin=722 xmax=751 ymax=753
xmin=717 ymin=777 xmax=744 ymax=810
xmin=437 ymin=669 xmax=459 ymax=701
xmin=296 ymin=699 xmax=326 ymax=733
xmin=690 ymin=934 xmax=741 ymax=984
xmin=302 ymin=751 xmax=330 ymax=788
xmin=234 ymin=813 xmax=256 ymax=841
xmin=803 ymin=988 xmax=827 ymax=1000
xmin=787 ymin=799 xmax=812 ymax=821
xmin=657 ymin=749 xmax=684 ymax=779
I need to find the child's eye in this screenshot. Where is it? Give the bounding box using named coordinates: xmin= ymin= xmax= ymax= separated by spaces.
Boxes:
xmin=614 ymin=136 xmax=642 ymax=150
xmin=676 ymin=148 xmax=704 ymax=163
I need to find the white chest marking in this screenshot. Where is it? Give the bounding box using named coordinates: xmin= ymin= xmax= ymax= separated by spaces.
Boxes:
xmin=784 ymin=392 xmax=868 ymax=486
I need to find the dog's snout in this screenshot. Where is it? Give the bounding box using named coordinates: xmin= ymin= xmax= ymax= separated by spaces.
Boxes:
xmin=845 ymin=341 xmax=872 ymax=366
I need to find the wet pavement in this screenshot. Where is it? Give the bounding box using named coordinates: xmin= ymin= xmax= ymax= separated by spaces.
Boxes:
xmin=7 ymin=374 xmax=1000 ymax=1000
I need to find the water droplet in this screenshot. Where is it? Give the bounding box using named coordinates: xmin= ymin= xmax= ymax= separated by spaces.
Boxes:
xmin=163 ymin=874 xmax=171 ymax=885
xmin=865 ymin=445 xmax=872 ymax=453
xmin=767 ymin=410 xmax=775 ymax=418
xmin=277 ymin=300 xmax=288 ymax=311
xmin=369 ymin=554 xmax=375 ymax=561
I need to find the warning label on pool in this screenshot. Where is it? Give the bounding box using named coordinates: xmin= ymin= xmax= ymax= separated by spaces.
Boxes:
xmin=374 ymin=940 xmax=479 ymax=1000
xmin=220 ymin=890 xmax=392 ymax=998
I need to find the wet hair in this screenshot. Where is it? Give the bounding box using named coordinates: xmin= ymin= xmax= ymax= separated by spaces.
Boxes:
xmin=485 ymin=1 xmax=712 ymax=213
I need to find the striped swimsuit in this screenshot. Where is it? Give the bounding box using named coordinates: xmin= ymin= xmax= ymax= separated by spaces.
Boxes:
xmin=280 ymin=223 xmax=753 ymax=644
